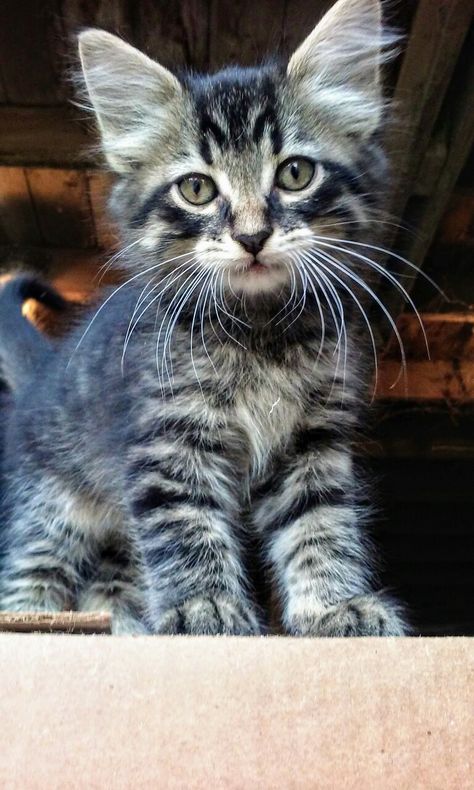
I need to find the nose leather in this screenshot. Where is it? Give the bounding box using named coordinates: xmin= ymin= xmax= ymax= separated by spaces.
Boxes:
xmin=233 ymin=229 xmax=272 ymax=255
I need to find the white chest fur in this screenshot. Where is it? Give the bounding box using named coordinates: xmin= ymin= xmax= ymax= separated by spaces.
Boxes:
xmin=232 ymin=360 xmax=304 ymax=479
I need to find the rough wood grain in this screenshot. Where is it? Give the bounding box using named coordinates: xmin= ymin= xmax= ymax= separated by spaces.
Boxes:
xmin=209 ymin=0 xmax=286 ymax=68
xmin=389 ymin=0 xmax=473 ymax=202
xmin=87 ymin=170 xmax=119 ymax=250
xmin=0 ymin=107 xmax=94 ymax=168
xmin=26 ymin=168 xmax=96 ymax=248
xmin=0 ymin=611 xmax=111 ymax=634
xmin=0 ymin=167 xmax=42 ymax=245
xmin=384 ymin=312 xmax=474 ymax=361
xmin=377 ymin=359 xmax=474 ymax=402
xmin=0 ymin=0 xmax=62 ymax=105
xmin=134 ymin=0 xmax=210 ymax=70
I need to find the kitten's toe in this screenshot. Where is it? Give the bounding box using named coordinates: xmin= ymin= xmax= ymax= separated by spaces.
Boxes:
xmin=156 ymin=594 xmax=261 ymax=635
xmin=287 ymin=593 xmax=408 ymax=637
xmin=111 ymin=612 xmax=149 ymax=635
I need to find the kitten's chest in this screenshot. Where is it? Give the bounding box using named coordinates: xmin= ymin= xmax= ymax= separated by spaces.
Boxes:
xmin=228 ymin=355 xmax=309 ymax=477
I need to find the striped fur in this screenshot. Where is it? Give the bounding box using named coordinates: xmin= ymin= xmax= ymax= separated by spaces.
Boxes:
xmin=0 ymin=0 xmax=407 ymax=635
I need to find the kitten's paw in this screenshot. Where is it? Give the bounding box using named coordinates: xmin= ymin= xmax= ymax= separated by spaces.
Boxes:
xmin=156 ymin=594 xmax=261 ymax=635
xmin=287 ymin=593 xmax=408 ymax=637
xmin=111 ymin=612 xmax=149 ymax=636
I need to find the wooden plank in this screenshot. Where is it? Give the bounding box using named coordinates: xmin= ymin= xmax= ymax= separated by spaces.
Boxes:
xmin=282 ymin=1 xmax=332 ymax=56
xmin=87 ymin=171 xmax=119 ymax=250
xmin=389 ymin=0 xmax=473 ymax=202
xmin=26 ymin=168 xmax=96 ymax=248
xmin=134 ymin=0 xmax=210 ymax=71
xmin=209 ymin=0 xmax=286 ymax=69
xmin=384 ymin=312 xmax=474 ymax=361
xmin=438 ymin=189 xmax=474 ymax=245
xmin=0 ymin=167 xmax=41 ymax=245
xmin=377 ymin=360 xmax=474 ymax=402
xmin=58 ymin=0 xmax=131 ymax=36
xmin=404 ymin=46 xmax=474 ymax=266
xmin=0 ymin=0 xmax=62 ymax=104
xmin=0 ymin=65 xmax=7 ymax=103
xmin=0 ymin=611 xmax=111 ymax=634
xmin=0 ymin=107 xmax=94 ymax=168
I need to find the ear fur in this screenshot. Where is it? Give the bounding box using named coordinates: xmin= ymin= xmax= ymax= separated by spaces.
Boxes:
xmin=78 ymin=30 xmax=182 ymax=171
xmin=287 ymin=0 xmax=395 ymax=136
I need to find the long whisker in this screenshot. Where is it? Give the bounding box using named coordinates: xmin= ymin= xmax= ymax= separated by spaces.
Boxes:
xmin=68 ymin=251 xmax=194 ymax=366
xmin=121 ymin=257 xmax=197 ymax=370
xmin=304 ymin=252 xmax=379 ymax=399
xmin=312 ymin=234 xmax=445 ymax=298
xmin=310 ymin=237 xmax=430 ymax=359
xmin=158 ymin=265 xmax=209 ymax=392
xmin=308 ymin=248 xmax=407 ymax=391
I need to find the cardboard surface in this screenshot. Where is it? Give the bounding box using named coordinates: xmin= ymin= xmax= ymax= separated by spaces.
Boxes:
xmin=0 ymin=635 xmax=472 ymax=789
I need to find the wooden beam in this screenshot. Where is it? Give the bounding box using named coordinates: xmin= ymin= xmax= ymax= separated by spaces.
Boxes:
xmin=0 ymin=167 xmax=41 ymax=245
xmin=0 ymin=611 xmax=111 ymax=634
xmin=209 ymin=0 xmax=287 ymax=69
xmin=26 ymin=168 xmax=96 ymax=248
xmin=0 ymin=107 xmax=94 ymax=168
xmin=0 ymin=0 xmax=62 ymax=104
xmin=376 ymin=359 xmax=474 ymax=402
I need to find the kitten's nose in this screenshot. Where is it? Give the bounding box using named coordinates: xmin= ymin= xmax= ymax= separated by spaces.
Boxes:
xmin=233 ymin=229 xmax=272 ymax=255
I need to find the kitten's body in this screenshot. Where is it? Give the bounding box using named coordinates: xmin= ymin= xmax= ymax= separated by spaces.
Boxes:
xmin=0 ymin=0 xmax=407 ymax=634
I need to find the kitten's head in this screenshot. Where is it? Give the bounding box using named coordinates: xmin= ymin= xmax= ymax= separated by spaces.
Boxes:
xmin=79 ymin=0 xmax=394 ymax=304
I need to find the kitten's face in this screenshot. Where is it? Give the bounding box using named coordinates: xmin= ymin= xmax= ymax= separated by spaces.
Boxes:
xmin=128 ymin=67 xmax=372 ymax=298
xmin=79 ymin=0 xmax=389 ymax=305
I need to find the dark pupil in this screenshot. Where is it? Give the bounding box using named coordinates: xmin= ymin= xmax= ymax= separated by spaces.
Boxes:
xmin=290 ymin=162 xmax=300 ymax=181
xmin=192 ymin=179 xmax=201 ymax=196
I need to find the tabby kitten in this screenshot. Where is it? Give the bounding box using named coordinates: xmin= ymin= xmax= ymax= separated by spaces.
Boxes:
xmin=0 ymin=0 xmax=407 ymax=635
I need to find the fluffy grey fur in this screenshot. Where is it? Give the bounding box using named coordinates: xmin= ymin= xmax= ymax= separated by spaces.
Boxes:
xmin=0 ymin=0 xmax=408 ymax=635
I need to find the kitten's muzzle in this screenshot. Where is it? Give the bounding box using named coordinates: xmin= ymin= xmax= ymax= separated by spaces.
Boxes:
xmin=232 ymin=229 xmax=272 ymax=255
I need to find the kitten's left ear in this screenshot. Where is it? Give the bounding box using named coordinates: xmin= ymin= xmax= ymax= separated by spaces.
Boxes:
xmin=287 ymin=0 xmax=392 ymax=137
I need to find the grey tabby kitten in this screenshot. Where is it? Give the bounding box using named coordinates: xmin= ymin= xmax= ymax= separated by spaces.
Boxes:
xmin=0 ymin=0 xmax=408 ymax=635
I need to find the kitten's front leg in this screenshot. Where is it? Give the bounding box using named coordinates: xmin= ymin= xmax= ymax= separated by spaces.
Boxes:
xmin=126 ymin=419 xmax=260 ymax=635
xmin=255 ymin=426 xmax=407 ymax=636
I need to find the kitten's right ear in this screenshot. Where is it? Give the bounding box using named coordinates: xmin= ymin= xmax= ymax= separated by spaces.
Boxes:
xmin=78 ymin=30 xmax=182 ymax=172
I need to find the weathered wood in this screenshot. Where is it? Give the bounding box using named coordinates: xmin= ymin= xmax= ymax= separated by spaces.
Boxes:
xmin=0 ymin=0 xmax=62 ymax=105
xmin=384 ymin=312 xmax=474 ymax=361
xmin=58 ymin=0 xmax=131 ymax=36
xmin=134 ymin=0 xmax=210 ymax=70
xmin=438 ymin=189 xmax=474 ymax=245
xmin=377 ymin=360 xmax=474 ymax=402
xmin=404 ymin=42 xmax=474 ymax=266
xmin=209 ymin=0 xmax=286 ymax=68
xmin=0 ymin=107 xmax=94 ymax=168
xmin=0 ymin=167 xmax=42 ymax=245
xmin=282 ymin=0 xmax=332 ymax=56
xmin=0 ymin=611 xmax=111 ymax=634
xmin=26 ymin=168 xmax=96 ymax=248
xmin=87 ymin=170 xmax=119 ymax=250
xmin=389 ymin=0 xmax=473 ymax=203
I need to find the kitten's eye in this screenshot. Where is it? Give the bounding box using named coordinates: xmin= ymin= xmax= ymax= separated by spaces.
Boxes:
xmin=178 ymin=174 xmax=217 ymax=205
xmin=276 ymin=157 xmax=315 ymax=191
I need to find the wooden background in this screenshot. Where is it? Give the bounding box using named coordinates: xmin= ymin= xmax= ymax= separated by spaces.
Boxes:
xmin=0 ymin=0 xmax=474 ymax=635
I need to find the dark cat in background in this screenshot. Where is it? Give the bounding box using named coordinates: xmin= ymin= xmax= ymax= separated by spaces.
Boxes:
xmin=0 ymin=0 xmax=408 ymax=635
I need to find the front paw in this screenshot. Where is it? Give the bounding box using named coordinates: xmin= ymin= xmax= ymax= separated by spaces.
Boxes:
xmin=287 ymin=593 xmax=408 ymax=636
xmin=156 ymin=594 xmax=261 ymax=635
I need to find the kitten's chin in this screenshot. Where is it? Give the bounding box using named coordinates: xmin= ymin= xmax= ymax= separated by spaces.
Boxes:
xmin=228 ymin=261 xmax=289 ymax=296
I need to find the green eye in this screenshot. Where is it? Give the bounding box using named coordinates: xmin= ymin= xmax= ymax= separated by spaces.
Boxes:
xmin=178 ymin=174 xmax=217 ymax=205
xmin=276 ymin=157 xmax=315 ymax=191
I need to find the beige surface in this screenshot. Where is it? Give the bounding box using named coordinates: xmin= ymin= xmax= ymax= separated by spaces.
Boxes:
xmin=0 ymin=635 xmax=472 ymax=789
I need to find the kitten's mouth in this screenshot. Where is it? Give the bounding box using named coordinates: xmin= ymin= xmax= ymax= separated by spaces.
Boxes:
xmin=247 ymin=258 xmax=268 ymax=274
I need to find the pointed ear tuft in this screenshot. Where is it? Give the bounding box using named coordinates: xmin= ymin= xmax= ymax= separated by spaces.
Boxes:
xmin=78 ymin=30 xmax=182 ymax=172
xmin=287 ymin=0 xmax=396 ymax=137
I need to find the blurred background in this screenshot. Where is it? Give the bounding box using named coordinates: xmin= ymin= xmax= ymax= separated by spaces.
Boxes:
xmin=0 ymin=0 xmax=473 ymax=634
